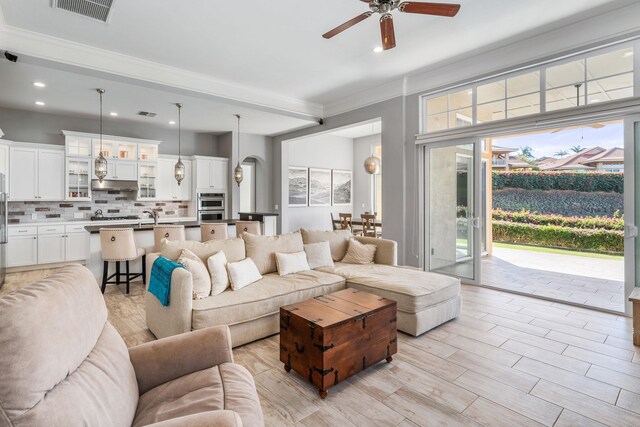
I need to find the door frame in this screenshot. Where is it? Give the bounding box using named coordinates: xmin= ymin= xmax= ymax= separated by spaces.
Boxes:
xmin=423 ymin=137 xmax=482 ymax=285
xmin=624 ymin=114 xmax=640 ymax=315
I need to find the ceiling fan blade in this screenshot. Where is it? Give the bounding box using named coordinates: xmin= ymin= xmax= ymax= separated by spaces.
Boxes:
xmin=398 ymin=2 xmax=461 ymax=17
xmin=322 ymin=12 xmax=373 ymax=39
xmin=380 ymin=14 xmax=396 ymax=50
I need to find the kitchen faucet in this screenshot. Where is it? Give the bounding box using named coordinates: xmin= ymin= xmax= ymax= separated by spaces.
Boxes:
xmin=143 ymin=210 xmax=159 ymax=225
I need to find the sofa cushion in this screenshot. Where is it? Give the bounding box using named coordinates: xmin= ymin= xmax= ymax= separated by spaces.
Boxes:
xmin=301 ymin=228 xmax=352 ymax=261
xmin=0 ymin=265 xmax=139 ymax=426
xmin=243 ymin=232 xmax=304 ymax=275
xmin=178 ymin=249 xmax=212 ymax=299
xmin=341 ymin=238 xmax=377 ymax=264
xmin=207 ymin=251 xmax=230 ymax=296
xmin=275 ymin=251 xmax=310 ymax=276
xmin=227 ymin=258 xmax=263 ymax=291
xmin=191 ymin=270 xmax=345 ymax=330
xmin=133 ymin=363 xmax=263 ymax=427
xmin=318 ymin=263 xmax=460 ymax=313
xmin=304 ymin=241 xmax=334 ymax=269
xmin=161 ymin=238 xmax=245 ymax=264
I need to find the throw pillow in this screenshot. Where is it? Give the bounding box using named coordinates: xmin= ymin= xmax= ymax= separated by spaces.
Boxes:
xmin=275 ymin=251 xmax=311 ymax=276
xmin=300 ymin=228 xmax=352 ymax=261
xmin=341 ymin=238 xmax=377 ymax=264
xmin=160 ymin=238 xmax=246 ymax=263
xmin=226 ymin=257 xmax=263 ymax=291
xmin=242 ymin=232 xmax=304 ymax=275
xmin=206 ymin=251 xmax=230 ymax=296
xmin=177 ymin=249 xmax=212 ymax=299
xmin=304 ymin=242 xmax=334 ymax=269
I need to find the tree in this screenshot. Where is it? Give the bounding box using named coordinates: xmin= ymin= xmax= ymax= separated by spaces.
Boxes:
xmin=570 ymin=145 xmax=584 ymax=153
xmin=519 ymin=146 xmax=534 ymax=160
xmin=554 ymin=150 xmax=569 ymax=158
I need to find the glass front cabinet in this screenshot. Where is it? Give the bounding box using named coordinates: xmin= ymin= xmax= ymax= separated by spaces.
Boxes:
xmin=66 ymin=157 xmax=91 ymax=200
xmin=138 ymin=163 xmax=157 ymax=200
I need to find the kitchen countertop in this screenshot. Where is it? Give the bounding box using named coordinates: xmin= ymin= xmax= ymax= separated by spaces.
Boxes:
xmin=238 ymin=212 xmax=279 ymax=216
xmin=9 ymin=217 xmax=198 ymax=228
xmin=84 ymin=218 xmax=242 ymax=233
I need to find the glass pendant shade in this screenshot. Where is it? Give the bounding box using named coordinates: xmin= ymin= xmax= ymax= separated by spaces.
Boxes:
xmin=174 ymin=158 xmax=185 ymax=186
xmin=95 ymin=152 xmax=108 ymax=182
xmin=234 ymin=162 xmax=243 ymax=186
xmin=364 ymin=155 xmax=381 ymax=175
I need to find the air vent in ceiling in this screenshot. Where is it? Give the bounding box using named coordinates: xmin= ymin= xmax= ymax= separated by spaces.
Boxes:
xmin=138 ymin=111 xmax=157 ymax=118
xmin=52 ymin=0 xmax=115 ymax=23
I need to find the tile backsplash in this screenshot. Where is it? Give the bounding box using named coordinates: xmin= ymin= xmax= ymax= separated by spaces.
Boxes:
xmin=8 ymin=191 xmax=193 ymax=224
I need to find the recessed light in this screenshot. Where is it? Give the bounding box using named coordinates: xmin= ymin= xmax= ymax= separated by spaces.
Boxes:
xmin=623 ymin=51 xmax=634 ymax=58
xmin=110 ymin=112 xmax=118 ymax=116
xmin=373 ymin=46 xmax=383 ymax=53
xmin=35 ymin=101 xmax=45 ymax=106
xmin=467 ymin=90 xmax=473 ymax=95
xmin=168 ymin=121 xmax=176 ymax=125
xmin=33 ymin=82 xmax=46 ymax=88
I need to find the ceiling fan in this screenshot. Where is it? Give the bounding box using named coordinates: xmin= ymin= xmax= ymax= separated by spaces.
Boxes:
xmin=322 ymin=1 xmax=461 ymax=51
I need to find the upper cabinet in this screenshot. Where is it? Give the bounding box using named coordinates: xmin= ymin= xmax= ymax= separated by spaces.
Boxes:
xmin=138 ymin=163 xmax=157 ymax=200
xmin=66 ymin=157 xmax=91 ymax=201
xmin=65 ymin=136 xmax=92 ymax=158
xmin=10 ymin=146 xmax=64 ymax=201
xmin=158 ymin=157 xmax=192 ymax=201
xmin=93 ymin=139 xmax=137 ymax=161
xmin=194 ymin=157 xmax=228 ymax=191
xmin=138 ymin=144 xmax=159 ymax=162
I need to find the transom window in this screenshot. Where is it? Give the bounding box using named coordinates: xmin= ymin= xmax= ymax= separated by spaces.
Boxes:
xmin=421 ymin=45 xmax=636 ymax=133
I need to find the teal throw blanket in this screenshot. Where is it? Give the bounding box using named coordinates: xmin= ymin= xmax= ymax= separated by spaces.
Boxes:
xmin=148 ymin=256 xmax=184 ymax=307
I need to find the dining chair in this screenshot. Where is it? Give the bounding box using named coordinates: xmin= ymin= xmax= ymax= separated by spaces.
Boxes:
xmin=339 ymin=213 xmax=362 ymax=235
xmin=361 ymin=213 xmax=381 ymax=238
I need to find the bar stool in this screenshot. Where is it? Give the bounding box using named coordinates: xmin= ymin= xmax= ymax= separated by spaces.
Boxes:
xmin=153 ymin=225 xmax=186 ymax=252
xmin=201 ymin=223 xmax=229 ymax=241
xmin=235 ymin=221 xmax=261 ymax=236
xmin=100 ymin=228 xmax=146 ymax=294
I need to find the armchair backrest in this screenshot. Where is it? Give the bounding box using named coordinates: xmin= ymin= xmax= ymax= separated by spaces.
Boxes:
xmin=0 ymin=265 xmax=139 ymax=427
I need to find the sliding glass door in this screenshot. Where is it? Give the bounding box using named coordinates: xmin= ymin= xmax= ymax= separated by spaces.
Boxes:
xmin=425 ymin=138 xmax=482 ymax=284
xmin=624 ymin=115 xmax=640 ymax=315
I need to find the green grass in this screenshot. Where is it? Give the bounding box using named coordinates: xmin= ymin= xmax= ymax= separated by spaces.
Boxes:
xmin=493 ymin=242 xmax=623 ymax=260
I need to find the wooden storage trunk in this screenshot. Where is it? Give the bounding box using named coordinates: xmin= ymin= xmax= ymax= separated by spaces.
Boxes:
xmin=280 ymin=288 xmax=397 ymax=398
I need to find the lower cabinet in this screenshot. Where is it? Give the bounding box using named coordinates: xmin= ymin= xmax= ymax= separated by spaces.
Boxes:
xmin=7 ymin=225 xmax=88 ymax=268
xmin=7 ymin=235 xmax=38 ymax=267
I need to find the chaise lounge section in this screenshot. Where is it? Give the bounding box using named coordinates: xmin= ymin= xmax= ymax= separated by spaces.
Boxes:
xmin=145 ymin=229 xmax=461 ymax=346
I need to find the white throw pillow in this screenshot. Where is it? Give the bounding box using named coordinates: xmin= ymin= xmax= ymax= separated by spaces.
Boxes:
xmin=303 ymin=242 xmax=334 ymax=269
xmin=177 ymin=249 xmax=212 ymax=299
xmin=275 ymin=251 xmax=311 ymax=276
xmin=206 ymin=251 xmax=230 ymax=296
xmin=226 ymin=257 xmax=263 ymax=290
xmin=341 ymin=238 xmax=377 ymax=265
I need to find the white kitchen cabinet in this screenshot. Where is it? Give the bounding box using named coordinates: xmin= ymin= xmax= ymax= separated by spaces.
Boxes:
xmin=9 ymin=147 xmax=64 ymax=200
xmin=65 ymin=136 xmax=92 ymax=157
xmin=0 ymin=143 xmax=9 ymax=190
xmin=104 ymin=160 xmax=138 ymax=181
xmin=194 ymin=157 xmax=228 ymax=190
xmin=138 ymin=162 xmax=157 ymax=200
xmin=158 ymin=157 xmax=192 ymax=201
xmin=7 ymin=236 xmax=38 ymax=267
xmin=66 ymin=157 xmax=92 ymax=200
xmin=66 ymin=233 xmax=88 ymax=262
xmin=38 ymin=234 xmax=66 ymax=264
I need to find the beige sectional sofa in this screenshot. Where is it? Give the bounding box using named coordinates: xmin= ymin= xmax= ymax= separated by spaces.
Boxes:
xmin=145 ymin=229 xmax=461 ymax=347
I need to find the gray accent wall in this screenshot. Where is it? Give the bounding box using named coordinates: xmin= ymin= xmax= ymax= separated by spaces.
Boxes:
xmin=0 ymin=107 xmax=218 ymax=156
xmin=284 ymin=134 xmax=353 ymax=232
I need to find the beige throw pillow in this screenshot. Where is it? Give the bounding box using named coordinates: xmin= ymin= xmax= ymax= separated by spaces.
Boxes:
xmin=206 ymin=251 xmax=229 ymax=296
xmin=275 ymin=251 xmax=310 ymax=276
xmin=177 ymin=249 xmax=212 ymax=299
xmin=341 ymin=238 xmax=377 ymax=264
xmin=300 ymin=228 xmax=352 ymax=261
xmin=304 ymin=242 xmax=334 ymax=269
xmin=242 ymin=232 xmax=304 ymax=275
xmin=160 ymin=238 xmax=246 ymax=263
xmin=226 ymin=258 xmax=263 ymax=290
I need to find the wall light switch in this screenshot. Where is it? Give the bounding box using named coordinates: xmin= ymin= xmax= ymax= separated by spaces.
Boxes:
xmin=275 ymin=204 xmax=279 ymax=210
xmin=73 ymin=212 xmax=83 ymax=219
xmin=31 ymin=213 xmax=37 ymax=220
xmin=361 ymin=203 xmax=365 ymax=208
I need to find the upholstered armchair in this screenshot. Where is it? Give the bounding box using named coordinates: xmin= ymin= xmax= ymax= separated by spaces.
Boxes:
xmin=0 ymin=265 xmax=264 ymax=427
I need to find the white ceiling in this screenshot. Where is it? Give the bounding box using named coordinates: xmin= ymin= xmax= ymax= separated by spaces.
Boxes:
xmin=0 ymin=0 xmax=635 ymax=135
xmin=0 ymin=58 xmax=315 ymax=135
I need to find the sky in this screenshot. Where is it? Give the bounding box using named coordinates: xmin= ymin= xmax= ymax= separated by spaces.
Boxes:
xmin=493 ymin=121 xmax=623 ymax=159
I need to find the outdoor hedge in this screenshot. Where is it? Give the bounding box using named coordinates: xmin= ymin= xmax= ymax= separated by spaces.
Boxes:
xmin=493 ymin=189 xmax=623 ymax=217
xmin=493 ymin=171 xmax=623 ymax=193
xmin=492 ymin=220 xmax=623 ymax=253
xmin=492 ymin=208 xmax=623 ymax=231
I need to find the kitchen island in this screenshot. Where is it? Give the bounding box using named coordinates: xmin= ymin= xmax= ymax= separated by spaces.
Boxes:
xmin=85 ymin=218 xmax=270 ymax=283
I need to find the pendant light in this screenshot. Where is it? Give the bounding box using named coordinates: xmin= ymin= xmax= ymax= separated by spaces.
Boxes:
xmin=94 ymin=88 xmax=108 ymax=183
xmin=234 ymin=114 xmax=243 ymax=186
xmin=174 ymin=103 xmax=185 ymax=186
xmin=363 ymin=123 xmax=381 ymax=175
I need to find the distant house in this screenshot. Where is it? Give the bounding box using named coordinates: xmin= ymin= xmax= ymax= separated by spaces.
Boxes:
xmin=491 ymin=146 xmax=535 ymax=171
xmin=537 ymin=147 xmax=624 ymax=172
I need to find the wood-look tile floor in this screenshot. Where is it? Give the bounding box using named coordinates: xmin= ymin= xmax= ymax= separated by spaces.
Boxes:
xmin=3 ymin=267 xmax=640 ymax=427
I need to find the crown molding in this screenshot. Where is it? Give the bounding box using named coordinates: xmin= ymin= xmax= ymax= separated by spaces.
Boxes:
xmin=0 ymin=24 xmax=323 ymax=120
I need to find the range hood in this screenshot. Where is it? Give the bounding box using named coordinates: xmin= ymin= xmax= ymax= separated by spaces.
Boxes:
xmin=91 ymin=179 xmax=138 ymax=192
